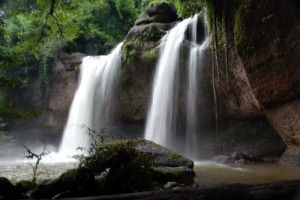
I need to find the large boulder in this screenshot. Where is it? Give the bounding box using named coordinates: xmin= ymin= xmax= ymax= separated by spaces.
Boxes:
xmin=0 ymin=177 xmax=24 ymax=199
xmin=30 ymin=139 xmax=194 ymax=198
xmin=75 ymin=139 xmax=195 ymax=195
xmin=134 ymin=139 xmax=194 ymax=169
xmin=134 ymin=2 xmax=178 ymax=26
xmin=146 ymin=2 xmax=178 ymax=23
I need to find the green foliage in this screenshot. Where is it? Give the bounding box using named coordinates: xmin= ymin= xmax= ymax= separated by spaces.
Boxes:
xmin=149 ymin=0 xmax=172 ymax=6
xmin=173 ymin=0 xmax=205 ymax=18
xmin=73 ymin=126 xmax=156 ymax=194
xmin=121 ymin=41 xmax=137 ymax=72
xmin=121 ymin=41 xmax=138 ymax=85
xmin=141 ymin=46 xmax=159 ymax=65
xmin=3 ymin=0 xmax=139 ymax=88
xmin=138 ymin=0 xmax=204 ymax=18
xmin=0 ymin=18 xmax=42 ymax=120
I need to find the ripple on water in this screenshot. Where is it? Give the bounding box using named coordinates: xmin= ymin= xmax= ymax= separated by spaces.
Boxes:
xmin=194 ymin=161 xmax=300 ymax=186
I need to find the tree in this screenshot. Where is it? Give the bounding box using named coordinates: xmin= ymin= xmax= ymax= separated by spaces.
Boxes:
xmin=3 ymin=0 xmax=139 ymax=86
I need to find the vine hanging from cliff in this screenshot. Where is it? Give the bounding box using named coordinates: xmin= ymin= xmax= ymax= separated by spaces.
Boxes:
xmin=205 ymin=0 xmax=231 ymax=153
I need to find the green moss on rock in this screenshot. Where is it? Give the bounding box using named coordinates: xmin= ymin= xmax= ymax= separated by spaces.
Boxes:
xmin=141 ymin=46 xmax=159 ymax=65
xmin=233 ymin=0 xmax=254 ymax=59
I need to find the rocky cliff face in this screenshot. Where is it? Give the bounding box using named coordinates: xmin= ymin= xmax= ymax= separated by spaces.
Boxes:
xmin=8 ymin=53 xmax=84 ymax=147
xmin=210 ymin=0 xmax=300 ymax=164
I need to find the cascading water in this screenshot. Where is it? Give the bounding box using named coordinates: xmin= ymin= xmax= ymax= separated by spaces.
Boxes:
xmin=145 ymin=14 xmax=209 ymax=160
xmin=144 ymin=18 xmax=192 ymax=148
xmin=59 ymin=42 xmax=123 ymax=156
xmin=186 ymin=15 xmax=209 ymax=159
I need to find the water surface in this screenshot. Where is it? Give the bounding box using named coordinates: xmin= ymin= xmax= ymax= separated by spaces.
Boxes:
xmin=1 ymin=160 xmax=300 ymax=186
xmin=194 ymin=161 xmax=300 ymax=186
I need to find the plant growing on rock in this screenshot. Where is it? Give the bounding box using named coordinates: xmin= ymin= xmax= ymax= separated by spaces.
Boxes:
xmin=73 ymin=125 xmax=156 ymax=194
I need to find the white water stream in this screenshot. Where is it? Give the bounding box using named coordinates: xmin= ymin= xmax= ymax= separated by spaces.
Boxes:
xmin=145 ymin=18 xmax=192 ymax=148
xmin=145 ymin=15 xmax=208 ymax=159
xmin=186 ymin=15 xmax=209 ymax=159
xmin=58 ymin=42 xmax=123 ymax=156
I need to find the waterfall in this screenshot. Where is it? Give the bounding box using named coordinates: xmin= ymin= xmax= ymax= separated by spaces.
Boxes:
xmin=186 ymin=15 xmax=209 ymax=159
xmin=145 ymin=15 xmax=208 ymax=160
xmin=145 ymin=18 xmax=192 ymax=148
xmin=59 ymin=42 xmax=123 ymax=156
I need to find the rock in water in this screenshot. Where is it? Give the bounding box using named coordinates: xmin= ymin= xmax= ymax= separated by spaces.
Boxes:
xmin=134 ymin=139 xmax=194 ymax=169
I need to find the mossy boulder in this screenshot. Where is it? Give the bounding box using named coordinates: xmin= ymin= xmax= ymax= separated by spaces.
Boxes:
xmin=77 ymin=139 xmax=156 ymax=194
xmin=30 ymin=167 xmax=97 ymax=199
xmin=15 ymin=180 xmax=36 ymax=194
xmin=26 ymin=139 xmax=195 ymax=199
xmin=78 ymin=139 xmax=195 ymax=194
xmin=133 ymin=139 xmax=194 ymax=169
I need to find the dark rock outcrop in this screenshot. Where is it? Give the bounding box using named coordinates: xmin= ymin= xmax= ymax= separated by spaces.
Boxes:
xmin=0 ymin=177 xmax=24 ymax=200
xmin=15 ymin=180 xmax=36 ymax=194
xmin=30 ymin=167 xmax=98 ymax=199
xmin=233 ymin=0 xmax=300 ymax=164
xmin=6 ymin=52 xmax=84 ymax=148
xmin=99 ymin=139 xmax=195 ymax=186
xmin=210 ymin=0 xmax=300 ymax=164
xmin=152 ymin=166 xmax=195 ymax=185
xmin=212 ymin=152 xmax=264 ymax=165
xmin=146 ymin=2 xmax=178 ymax=23
xmin=134 ymin=2 xmax=178 ymax=26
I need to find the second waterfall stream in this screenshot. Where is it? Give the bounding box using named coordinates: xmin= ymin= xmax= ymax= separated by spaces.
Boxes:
xmin=145 ymin=14 xmax=209 ymax=160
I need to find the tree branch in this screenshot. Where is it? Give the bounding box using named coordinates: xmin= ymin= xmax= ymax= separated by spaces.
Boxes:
xmin=36 ymin=0 xmax=64 ymax=47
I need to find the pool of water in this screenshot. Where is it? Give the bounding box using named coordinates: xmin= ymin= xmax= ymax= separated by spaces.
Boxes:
xmin=1 ymin=160 xmax=300 ymax=185
xmin=194 ymin=161 xmax=300 ymax=186
xmin=0 ymin=161 xmax=76 ymax=183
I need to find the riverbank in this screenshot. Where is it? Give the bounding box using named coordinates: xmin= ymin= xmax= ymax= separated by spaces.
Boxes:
xmin=65 ymin=180 xmax=300 ymax=200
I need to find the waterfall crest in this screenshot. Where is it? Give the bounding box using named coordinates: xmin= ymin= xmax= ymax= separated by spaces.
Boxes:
xmin=59 ymin=42 xmax=123 ymax=156
xmin=145 ymin=15 xmax=209 ymax=160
